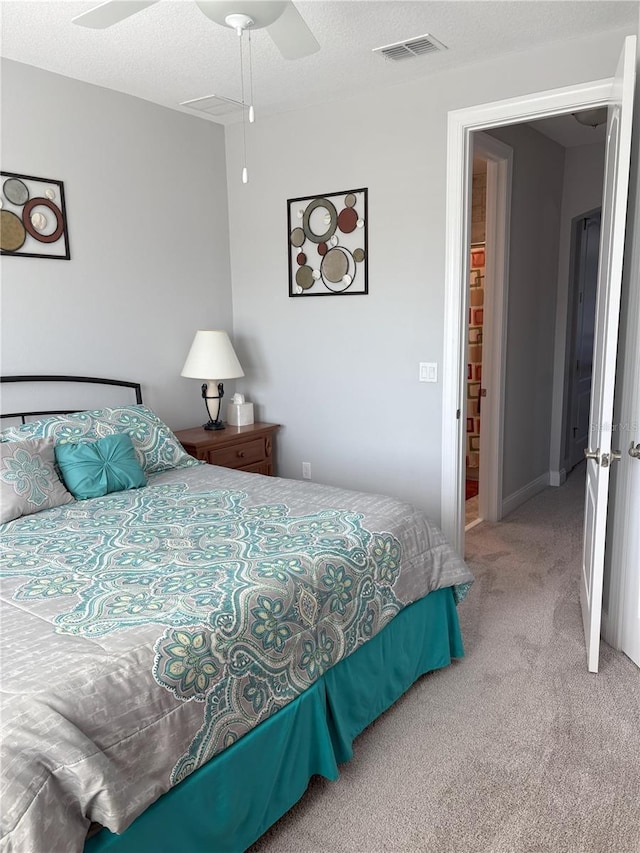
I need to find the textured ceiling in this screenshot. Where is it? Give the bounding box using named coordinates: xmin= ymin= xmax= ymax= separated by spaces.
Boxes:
xmin=1 ymin=1 xmax=637 ymax=125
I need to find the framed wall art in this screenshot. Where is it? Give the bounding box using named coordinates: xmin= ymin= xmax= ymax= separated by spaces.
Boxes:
xmin=0 ymin=172 xmax=70 ymax=260
xmin=288 ymin=188 xmax=367 ymax=297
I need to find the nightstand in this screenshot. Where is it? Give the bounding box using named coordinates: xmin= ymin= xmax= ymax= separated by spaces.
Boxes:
xmin=174 ymin=422 xmax=280 ymax=476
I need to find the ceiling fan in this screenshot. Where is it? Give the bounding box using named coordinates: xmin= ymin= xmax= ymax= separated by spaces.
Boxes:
xmin=72 ymin=1 xmax=320 ymax=60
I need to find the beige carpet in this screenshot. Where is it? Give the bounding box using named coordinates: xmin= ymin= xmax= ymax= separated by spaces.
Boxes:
xmin=250 ymin=466 xmax=640 ymax=853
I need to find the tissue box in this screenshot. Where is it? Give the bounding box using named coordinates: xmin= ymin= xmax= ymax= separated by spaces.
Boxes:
xmin=227 ymin=401 xmax=254 ymax=426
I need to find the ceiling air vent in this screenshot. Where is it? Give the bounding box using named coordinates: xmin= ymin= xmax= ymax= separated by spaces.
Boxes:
xmin=179 ymin=94 xmax=245 ymax=118
xmin=373 ymin=33 xmax=447 ymax=62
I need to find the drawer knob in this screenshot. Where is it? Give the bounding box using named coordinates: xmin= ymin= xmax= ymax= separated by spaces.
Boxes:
xmin=237 ymin=450 xmax=245 ymax=458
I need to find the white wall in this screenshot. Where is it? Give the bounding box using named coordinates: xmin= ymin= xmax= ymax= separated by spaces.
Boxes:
xmin=225 ymin=27 xmax=631 ymax=519
xmin=0 ymin=59 xmax=233 ymax=430
xmin=550 ymin=142 xmax=606 ymax=479
xmin=486 ymin=124 xmax=565 ymax=501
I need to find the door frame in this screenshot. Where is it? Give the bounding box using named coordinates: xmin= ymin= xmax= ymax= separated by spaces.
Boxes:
xmin=441 ymin=78 xmax=614 ymax=555
xmin=470 ymin=132 xmax=512 ymax=525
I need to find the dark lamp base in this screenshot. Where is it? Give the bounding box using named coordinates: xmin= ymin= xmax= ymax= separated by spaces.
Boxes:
xmin=203 ymin=420 xmax=226 ymax=431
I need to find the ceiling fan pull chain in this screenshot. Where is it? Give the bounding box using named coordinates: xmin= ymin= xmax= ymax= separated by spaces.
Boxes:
xmin=248 ymin=30 xmax=255 ymax=124
xmin=239 ymin=28 xmax=248 ymax=184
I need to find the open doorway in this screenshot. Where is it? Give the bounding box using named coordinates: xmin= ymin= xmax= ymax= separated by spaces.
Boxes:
xmin=463 ymin=133 xmax=512 ymax=531
xmin=443 ymin=36 xmax=635 ymax=673
xmin=463 ymin=121 xmax=606 ymax=535
xmin=464 ymin=159 xmax=486 ymax=528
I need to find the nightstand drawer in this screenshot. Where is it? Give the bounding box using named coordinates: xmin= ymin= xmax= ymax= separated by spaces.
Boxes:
xmin=206 ymin=438 xmax=266 ymax=469
xmin=174 ymin=423 xmax=280 ymax=477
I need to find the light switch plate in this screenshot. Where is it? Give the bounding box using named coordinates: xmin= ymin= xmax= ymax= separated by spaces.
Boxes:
xmin=419 ymin=362 xmax=438 ymax=383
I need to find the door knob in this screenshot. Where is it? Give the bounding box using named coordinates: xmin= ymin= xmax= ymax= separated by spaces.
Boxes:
xmin=630 ymin=443 xmax=640 ymax=459
xmin=583 ymin=448 xmax=622 ymax=467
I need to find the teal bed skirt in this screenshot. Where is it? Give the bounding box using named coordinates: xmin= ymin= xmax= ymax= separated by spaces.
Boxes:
xmin=86 ymin=586 xmax=463 ymax=853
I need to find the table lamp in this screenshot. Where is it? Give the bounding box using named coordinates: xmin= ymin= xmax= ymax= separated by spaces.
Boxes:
xmin=181 ymin=330 xmax=244 ymax=430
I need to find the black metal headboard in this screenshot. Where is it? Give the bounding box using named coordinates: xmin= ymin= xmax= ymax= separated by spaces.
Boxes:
xmin=0 ymin=375 xmax=143 ymax=423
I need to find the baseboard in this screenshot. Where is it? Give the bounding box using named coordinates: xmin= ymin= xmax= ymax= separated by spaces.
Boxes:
xmin=465 ymin=517 xmax=483 ymax=533
xmin=502 ymin=472 xmax=549 ymax=517
xmin=549 ymin=468 xmax=567 ymax=487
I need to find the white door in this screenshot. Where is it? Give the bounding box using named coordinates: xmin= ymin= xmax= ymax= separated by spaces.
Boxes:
xmin=580 ymin=35 xmax=636 ymax=674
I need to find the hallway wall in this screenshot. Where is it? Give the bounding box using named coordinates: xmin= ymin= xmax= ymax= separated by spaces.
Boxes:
xmin=551 ymin=142 xmax=607 ymax=481
xmin=486 ymin=123 xmax=565 ymax=503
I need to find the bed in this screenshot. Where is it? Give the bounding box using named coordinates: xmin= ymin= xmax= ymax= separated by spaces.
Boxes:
xmin=0 ymin=376 xmax=473 ymax=853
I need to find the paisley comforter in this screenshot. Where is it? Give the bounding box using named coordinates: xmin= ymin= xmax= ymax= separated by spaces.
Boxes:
xmin=0 ymin=464 xmax=473 ymax=853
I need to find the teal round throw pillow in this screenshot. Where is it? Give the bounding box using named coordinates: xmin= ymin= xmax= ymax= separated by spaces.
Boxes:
xmin=55 ymin=433 xmax=147 ymax=500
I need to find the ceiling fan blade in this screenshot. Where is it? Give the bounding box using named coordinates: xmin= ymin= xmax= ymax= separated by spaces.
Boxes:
xmin=72 ymin=1 xmax=160 ymax=29
xmin=267 ymin=1 xmax=320 ymax=60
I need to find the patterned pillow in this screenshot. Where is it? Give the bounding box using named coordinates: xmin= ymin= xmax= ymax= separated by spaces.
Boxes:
xmin=0 ymin=405 xmax=198 ymax=475
xmin=0 ymin=437 xmax=74 ymax=523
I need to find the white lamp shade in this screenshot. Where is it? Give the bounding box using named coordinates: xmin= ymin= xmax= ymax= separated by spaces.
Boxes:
xmin=181 ymin=330 xmax=245 ymax=380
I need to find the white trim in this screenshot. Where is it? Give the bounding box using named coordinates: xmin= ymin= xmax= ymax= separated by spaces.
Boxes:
xmin=502 ymin=472 xmax=550 ymax=518
xmin=442 ymin=109 xmax=471 ymax=551
xmin=473 ymin=133 xmax=512 ymax=525
xmin=549 ymin=468 xmax=567 ymax=487
xmin=442 ymin=77 xmax=614 ymax=554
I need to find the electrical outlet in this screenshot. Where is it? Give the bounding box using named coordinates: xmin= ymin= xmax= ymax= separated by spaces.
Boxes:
xmin=302 ymin=462 xmax=311 ymax=480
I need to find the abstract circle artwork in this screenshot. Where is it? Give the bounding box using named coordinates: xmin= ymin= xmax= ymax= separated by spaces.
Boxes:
xmin=337 ymin=207 xmax=358 ymax=234
xmin=0 ymin=210 xmax=26 ymax=252
xmin=23 ymin=197 xmax=65 ymax=243
xmin=4 ymin=178 xmax=29 ymax=206
xmin=321 ymin=247 xmax=349 ymax=282
xmin=1 ymin=172 xmax=70 ymax=259
xmin=302 ymin=197 xmax=338 ymax=244
xmin=287 ymin=188 xmax=367 ymax=297
xmin=295 ymin=265 xmax=314 ymax=290
xmin=30 ymin=211 xmax=49 ymax=233
xmin=289 ymin=227 xmax=305 ymax=248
